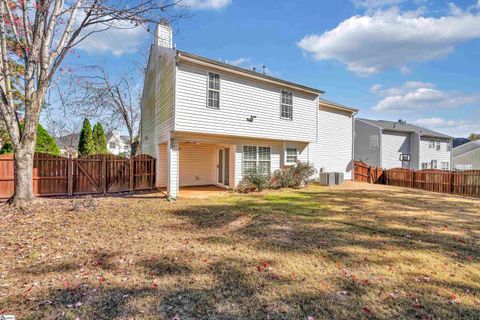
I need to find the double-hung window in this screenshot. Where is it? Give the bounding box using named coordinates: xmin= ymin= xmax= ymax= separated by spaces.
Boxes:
xmin=431 ymin=160 xmax=438 ymax=169
xmin=242 ymin=146 xmax=271 ymax=175
xmin=285 ymin=147 xmax=298 ymax=164
xmin=370 ymin=135 xmax=379 ymax=149
xmin=421 ymin=162 xmax=428 ymax=170
xmin=436 ymin=142 xmax=441 ymax=151
xmin=441 ymin=162 xmax=449 ymax=170
xmin=207 ymin=72 xmax=220 ymax=109
xmin=281 ymin=91 xmax=293 ymax=119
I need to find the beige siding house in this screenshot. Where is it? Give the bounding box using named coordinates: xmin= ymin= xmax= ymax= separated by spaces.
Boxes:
xmin=141 ymin=23 xmax=358 ymax=198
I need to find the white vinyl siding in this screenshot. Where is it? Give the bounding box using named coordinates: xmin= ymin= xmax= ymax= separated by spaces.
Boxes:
xmin=354 ymin=120 xmax=381 ymax=167
xmin=419 ymin=137 xmax=451 ymax=171
xmin=141 ymin=46 xmax=176 ymax=156
xmin=179 ymin=143 xmax=216 ymax=186
xmin=175 ymin=63 xmax=318 ymax=142
xmin=309 ymin=106 xmax=354 ymax=180
xmin=281 ymin=91 xmax=293 ymax=120
xmin=207 ymin=72 xmax=220 ymax=109
xmin=381 ymin=131 xmax=411 ymax=169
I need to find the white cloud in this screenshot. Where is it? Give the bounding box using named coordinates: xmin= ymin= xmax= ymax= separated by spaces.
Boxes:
xmin=371 ymin=81 xmax=480 ymax=112
xmin=74 ymin=15 xmax=148 ymax=56
xmin=228 ymin=57 xmax=250 ymax=66
xmin=298 ymin=5 xmax=480 ymax=75
xmin=414 ymin=117 xmax=479 ymax=137
xmin=183 ymin=0 xmax=231 ymax=10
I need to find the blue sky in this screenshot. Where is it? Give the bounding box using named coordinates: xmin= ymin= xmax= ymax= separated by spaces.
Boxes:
xmin=63 ymin=0 xmax=480 ymax=137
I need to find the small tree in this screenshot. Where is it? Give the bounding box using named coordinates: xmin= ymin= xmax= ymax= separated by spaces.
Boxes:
xmin=468 ymin=133 xmax=479 ymax=141
xmin=92 ymin=122 xmax=107 ymax=154
xmin=1 ymin=123 xmax=60 ymax=155
xmin=35 ymin=124 xmax=60 ymax=155
xmin=78 ymin=118 xmax=94 ymax=156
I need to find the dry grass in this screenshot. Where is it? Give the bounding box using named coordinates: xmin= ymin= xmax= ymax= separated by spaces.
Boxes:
xmin=1 ymin=182 xmax=479 ymax=319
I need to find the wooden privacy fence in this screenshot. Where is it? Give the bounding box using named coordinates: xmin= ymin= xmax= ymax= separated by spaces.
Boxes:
xmin=0 ymin=153 xmax=156 ymax=199
xmin=354 ymin=161 xmax=384 ymax=184
xmin=354 ymin=161 xmax=480 ymax=197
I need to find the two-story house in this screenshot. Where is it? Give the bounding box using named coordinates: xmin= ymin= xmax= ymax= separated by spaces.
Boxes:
xmin=355 ymin=118 xmax=453 ymax=170
xmin=141 ymin=22 xmax=358 ymax=198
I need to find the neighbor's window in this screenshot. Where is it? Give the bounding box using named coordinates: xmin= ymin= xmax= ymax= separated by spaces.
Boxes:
xmin=421 ymin=162 xmax=428 ymax=170
xmin=281 ymin=90 xmax=293 ymax=119
xmin=447 ymin=144 xmax=451 ymax=152
xmin=429 ymin=140 xmax=435 ymax=149
xmin=207 ymin=72 xmax=220 ymax=109
xmin=242 ymin=146 xmax=271 ymax=175
xmin=286 ymin=147 xmax=298 ymax=164
xmin=442 ymin=162 xmax=449 ymax=170
xmin=436 ymin=142 xmax=441 ymax=151
xmin=431 ymin=160 xmax=438 ymax=169
xmin=109 ymin=143 xmax=116 ymax=149
xmin=370 ymin=135 xmax=379 ymax=149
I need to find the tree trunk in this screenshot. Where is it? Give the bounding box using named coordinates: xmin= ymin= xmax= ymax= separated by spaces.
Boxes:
xmin=9 ymin=136 xmax=36 ymax=207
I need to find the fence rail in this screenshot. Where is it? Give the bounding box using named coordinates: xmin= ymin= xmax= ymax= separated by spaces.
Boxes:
xmin=0 ymin=153 xmax=156 ymax=199
xmin=354 ymin=161 xmax=480 ymax=197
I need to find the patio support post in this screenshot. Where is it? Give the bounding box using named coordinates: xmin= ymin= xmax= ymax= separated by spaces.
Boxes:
xmin=167 ymin=138 xmax=180 ymax=200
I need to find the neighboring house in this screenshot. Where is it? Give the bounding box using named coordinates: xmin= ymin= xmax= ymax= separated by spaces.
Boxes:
xmin=453 ymin=138 xmax=471 ymax=148
xmin=355 ymin=118 xmax=453 ymax=170
xmin=56 ymin=133 xmax=79 ymax=158
xmin=107 ymin=131 xmax=130 ymax=156
xmin=141 ymin=22 xmax=358 ymax=198
xmin=453 ymin=141 xmax=480 ymax=170
xmin=56 ymin=131 xmax=130 ymax=157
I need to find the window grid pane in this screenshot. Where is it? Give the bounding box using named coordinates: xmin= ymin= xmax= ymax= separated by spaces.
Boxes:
xmin=281 ymin=105 xmax=292 ymax=119
xmin=286 ymin=148 xmax=297 ymax=163
xmin=207 ymin=73 xmax=220 ymax=108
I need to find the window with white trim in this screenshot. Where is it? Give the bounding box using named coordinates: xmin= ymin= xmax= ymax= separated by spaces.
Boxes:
xmin=431 ymin=160 xmax=438 ymax=169
xmin=436 ymin=142 xmax=441 ymax=151
xmin=281 ymin=91 xmax=293 ymax=119
xmin=447 ymin=144 xmax=451 ymax=152
xmin=429 ymin=140 xmax=434 ymax=149
xmin=207 ymin=72 xmax=220 ymax=109
xmin=242 ymin=146 xmax=271 ymax=175
xmin=421 ymin=162 xmax=428 ymax=170
xmin=441 ymin=162 xmax=449 ymax=170
xmin=370 ymin=135 xmax=379 ymax=149
xmin=285 ymin=147 xmax=298 ymax=164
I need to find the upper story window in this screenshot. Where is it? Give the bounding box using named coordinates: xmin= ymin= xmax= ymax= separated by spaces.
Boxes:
xmin=370 ymin=135 xmax=379 ymax=149
xmin=286 ymin=147 xmax=298 ymax=164
xmin=447 ymin=144 xmax=451 ymax=152
xmin=207 ymin=72 xmax=220 ymax=109
xmin=436 ymin=142 xmax=441 ymax=151
xmin=429 ymin=140 xmax=435 ymax=149
xmin=281 ymin=91 xmax=293 ymax=119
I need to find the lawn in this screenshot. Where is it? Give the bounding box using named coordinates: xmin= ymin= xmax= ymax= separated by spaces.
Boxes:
xmin=0 ymin=182 xmax=479 ymax=319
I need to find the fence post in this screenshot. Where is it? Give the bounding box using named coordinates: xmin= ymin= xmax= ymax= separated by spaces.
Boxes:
xmin=129 ymin=157 xmax=134 ymax=192
xmin=101 ymin=155 xmax=107 ymax=194
xmin=450 ymin=171 xmax=454 ymax=194
xmin=67 ymin=157 xmax=73 ymax=195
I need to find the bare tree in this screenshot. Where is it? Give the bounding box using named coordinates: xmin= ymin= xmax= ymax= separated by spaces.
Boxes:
xmin=0 ymin=0 xmax=182 ymax=207
xmin=73 ymin=65 xmax=141 ymax=155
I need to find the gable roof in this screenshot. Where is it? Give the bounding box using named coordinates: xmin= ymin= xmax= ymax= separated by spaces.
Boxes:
xmin=319 ymin=98 xmax=358 ymax=113
xmin=56 ymin=133 xmax=79 ymax=150
xmin=176 ymin=50 xmax=324 ymax=96
xmin=357 ymin=118 xmax=452 ymax=139
xmin=453 ymin=140 xmax=480 ymax=157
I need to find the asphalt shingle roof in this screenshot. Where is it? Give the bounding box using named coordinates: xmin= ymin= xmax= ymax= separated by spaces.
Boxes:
xmin=357 ymin=118 xmax=452 ymax=139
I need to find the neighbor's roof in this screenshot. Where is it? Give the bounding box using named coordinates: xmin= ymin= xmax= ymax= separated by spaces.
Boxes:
xmin=453 ymin=140 xmax=480 ymax=157
xmin=56 ymin=133 xmax=79 ymax=149
xmin=319 ymin=98 xmax=358 ymax=113
xmin=357 ymin=118 xmax=453 ymax=139
xmin=453 ymin=137 xmax=471 ymax=148
xmin=176 ymin=50 xmax=324 ymax=96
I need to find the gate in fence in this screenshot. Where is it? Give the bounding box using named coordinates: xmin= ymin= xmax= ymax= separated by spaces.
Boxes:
xmin=0 ymin=153 xmax=156 ymax=199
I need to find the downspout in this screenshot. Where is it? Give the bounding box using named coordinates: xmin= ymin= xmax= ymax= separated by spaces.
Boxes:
xmin=351 ymin=111 xmax=358 ymax=178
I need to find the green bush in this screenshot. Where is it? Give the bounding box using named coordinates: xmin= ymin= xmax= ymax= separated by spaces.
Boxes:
xmin=78 ymin=118 xmax=95 ymax=156
xmin=0 ymin=142 xmax=13 ymax=154
xmin=0 ymin=124 xmax=60 ymax=155
xmin=92 ymin=122 xmax=107 ymax=154
xmin=237 ymin=169 xmax=271 ymax=193
xmin=271 ymin=161 xmax=317 ymax=189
